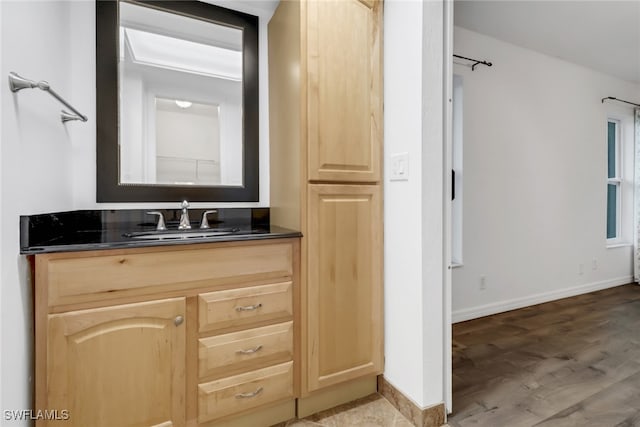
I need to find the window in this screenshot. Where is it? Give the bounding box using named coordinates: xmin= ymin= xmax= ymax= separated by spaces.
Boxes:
xmin=607 ymin=119 xmax=621 ymax=241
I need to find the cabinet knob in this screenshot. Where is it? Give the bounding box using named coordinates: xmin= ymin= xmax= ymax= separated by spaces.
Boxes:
xmin=174 ymin=315 xmax=184 ymax=326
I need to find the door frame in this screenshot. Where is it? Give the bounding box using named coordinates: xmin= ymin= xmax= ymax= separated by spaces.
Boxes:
xmin=443 ymin=0 xmax=454 ymax=414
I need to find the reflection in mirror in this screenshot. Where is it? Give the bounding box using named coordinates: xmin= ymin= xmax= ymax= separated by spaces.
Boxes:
xmin=119 ymin=1 xmax=244 ymax=187
xmin=155 ymin=97 xmax=221 ymax=185
xmin=96 ymin=0 xmax=259 ymax=202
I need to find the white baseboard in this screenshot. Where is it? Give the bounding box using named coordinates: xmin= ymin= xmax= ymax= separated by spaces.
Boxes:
xmin=452 ymin=276 xmax=635 ymax=323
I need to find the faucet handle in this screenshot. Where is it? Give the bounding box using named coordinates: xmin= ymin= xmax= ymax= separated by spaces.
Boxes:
xmin=146 ymin=211 xmax=167 ymax=231
xmin=200 ymin=210 xmax=218 ymax=229
xmin=178 ymin=200 xmax=192 ymax=230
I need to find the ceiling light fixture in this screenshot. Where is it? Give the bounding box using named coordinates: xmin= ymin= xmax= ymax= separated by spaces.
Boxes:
xmin=175 ymin=100 xmax=192 ymax=109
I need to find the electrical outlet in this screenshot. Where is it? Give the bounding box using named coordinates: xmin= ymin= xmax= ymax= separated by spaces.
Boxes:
xmin=592 ymin=258 xmax=598 ymax=270
xmin=480 ymin=275 xmax=486 ymax=291
xmin=578 ymin=263 xmax=584 ymax=275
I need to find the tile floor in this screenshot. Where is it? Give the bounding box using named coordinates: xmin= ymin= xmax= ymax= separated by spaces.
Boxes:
xmin=282 ymin=393 xmax=450 ymax=427
xmin=285 ymin=394 xmax=412 ymax=426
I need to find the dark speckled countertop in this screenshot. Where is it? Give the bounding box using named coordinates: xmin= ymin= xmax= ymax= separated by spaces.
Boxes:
xmin=20 ymin=208 xmax=301 ymax=254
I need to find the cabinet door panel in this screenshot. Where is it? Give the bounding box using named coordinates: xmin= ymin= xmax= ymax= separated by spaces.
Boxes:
xmin=306 ymin=184 xmax=383 ymax=391
xmin=306 ymin=0 xmax=382 ymax=183
xmin=46 ymin=298 xmax=186 ymax=427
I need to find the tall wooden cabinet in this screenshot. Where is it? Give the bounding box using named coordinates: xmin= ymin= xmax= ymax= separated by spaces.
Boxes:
xmin=269 ymin=0 xmax=383 ymax=401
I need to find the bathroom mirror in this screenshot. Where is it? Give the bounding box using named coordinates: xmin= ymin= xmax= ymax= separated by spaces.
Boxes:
xmin=97 ymin=0 xmax=259 ymax=202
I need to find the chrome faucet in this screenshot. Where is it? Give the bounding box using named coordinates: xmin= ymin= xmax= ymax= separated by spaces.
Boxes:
xmin=200 ymin=210 xmax=218 ymax=229
xmin=179 ymin=200 xmax=191 ymax=230
xmin=146 ymin=211 xmax=167 ymax=230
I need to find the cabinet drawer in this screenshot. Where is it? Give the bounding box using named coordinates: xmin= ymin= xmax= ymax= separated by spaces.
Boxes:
xmin=198 ymin=361 xmax=294 ymax=423
xmin=198 ymin=282 xmax=293 ymax=333
xmin=199 ymin=322 xmax=293 ymax=380
xmin=43 ymin=242 xmax=293 ymax=307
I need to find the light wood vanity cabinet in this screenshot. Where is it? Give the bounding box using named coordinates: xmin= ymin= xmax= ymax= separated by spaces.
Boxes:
xmin=269 ymin=0 xmax=384 ymax=406
xmin=34 ymin=239 xmax=299 ymax=427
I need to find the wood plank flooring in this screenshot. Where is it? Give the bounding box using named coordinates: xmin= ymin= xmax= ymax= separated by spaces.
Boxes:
xmin=449 ymin=284 xmax=640 ymax=427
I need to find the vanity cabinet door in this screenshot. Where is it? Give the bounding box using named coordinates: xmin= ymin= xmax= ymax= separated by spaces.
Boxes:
xmin=306 ymin=0 xmax=382 ymax=183
xmin=45 ymin=298 xmax=186 ymax=427
xmin=305 ymin=184 xmax=383 ymax=392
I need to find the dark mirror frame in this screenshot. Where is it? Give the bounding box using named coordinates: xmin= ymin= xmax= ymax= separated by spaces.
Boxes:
xmin=96 ymin=0 xmax=259 ymax=202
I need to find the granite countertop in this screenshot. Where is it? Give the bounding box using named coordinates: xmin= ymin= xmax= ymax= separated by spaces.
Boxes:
xmin=20 ymin=208 xmax=301 ymax=254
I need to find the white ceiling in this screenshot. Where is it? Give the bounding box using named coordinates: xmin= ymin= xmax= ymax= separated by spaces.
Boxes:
xmin=454 ymin=0 xmax=640 ymax=84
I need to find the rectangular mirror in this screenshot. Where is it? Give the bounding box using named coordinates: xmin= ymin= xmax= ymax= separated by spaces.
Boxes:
xmin=97 ymin=0 xmax=259 ymax=202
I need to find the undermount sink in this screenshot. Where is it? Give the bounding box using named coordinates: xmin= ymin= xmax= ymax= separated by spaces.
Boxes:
xmin=124 ymin=228 xmax=240 ymax=240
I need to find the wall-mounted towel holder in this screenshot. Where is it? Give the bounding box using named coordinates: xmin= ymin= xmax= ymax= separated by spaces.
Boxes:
xmin=8 ymin=72 xmax=88 ymax=123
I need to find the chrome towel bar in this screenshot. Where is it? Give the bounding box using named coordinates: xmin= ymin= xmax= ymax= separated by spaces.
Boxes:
xmin=8 ymin=72 xmax=88 ymax=123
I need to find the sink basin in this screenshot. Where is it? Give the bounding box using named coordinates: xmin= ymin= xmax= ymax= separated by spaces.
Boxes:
xmin=124 ymin=228 xmax=240 ymax=240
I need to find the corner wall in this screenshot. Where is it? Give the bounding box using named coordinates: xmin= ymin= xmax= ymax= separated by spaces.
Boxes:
xmin=452 ymin=27 xmax=639 ymax=321
xmin=383 ymin=0 xmax=446 ymax=410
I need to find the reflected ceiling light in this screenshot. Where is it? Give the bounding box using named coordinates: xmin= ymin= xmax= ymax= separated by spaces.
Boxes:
xmin=175 ymin=100 xmax=192 ymax=109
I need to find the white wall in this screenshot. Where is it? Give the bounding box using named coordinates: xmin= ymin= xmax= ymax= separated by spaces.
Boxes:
xmin=384 ymin=0 xmax=446 ymax=410
xmin=156 ymin=106 xmax=222 ymax=185
xmin=120 ymin=69 xmax=146 ymax=182
xmin=218 ymin=103 xmax=243 ymax=185
xmin=1 ymin=1 xmax=79 ymax=421
xmin=452 ymin=27 xmax=640 ymax=322
xmin=156 ymin=108 xmax=220 ymax=161
xmin=0 ymin=0 xmax=4 ymax=415
xmin=420 ymin=0 xmax=447 ymax=408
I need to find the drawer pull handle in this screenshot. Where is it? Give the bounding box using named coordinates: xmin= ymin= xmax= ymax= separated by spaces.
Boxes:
xmin=236 ymin=345 xmax=263 ymax=355
xmin=174 ymin=315 xmax=184 ymax=326
xmin=235 ymin=303 xmax=262 ymax=312
xmin=235 ymin=387 xmax=263 ymax=399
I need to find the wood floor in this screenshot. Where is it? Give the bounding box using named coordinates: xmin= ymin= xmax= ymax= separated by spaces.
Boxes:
xmin=449 ymin=284 xmax=640 ymax=427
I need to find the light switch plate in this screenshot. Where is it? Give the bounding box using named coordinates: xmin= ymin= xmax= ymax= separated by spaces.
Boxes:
xmin=390 ymin=152 xmax=409 ymax=181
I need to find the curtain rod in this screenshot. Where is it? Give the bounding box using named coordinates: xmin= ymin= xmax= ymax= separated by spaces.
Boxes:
xmin=601 ymin=96 xmax=640 ymax=108
xmin=453 ymin=54 xmax=492 ymax=71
